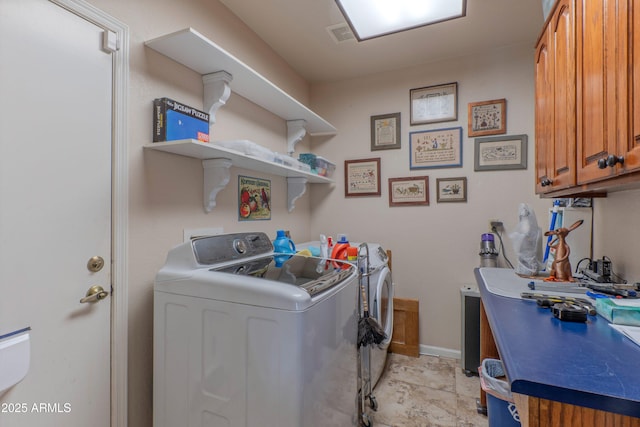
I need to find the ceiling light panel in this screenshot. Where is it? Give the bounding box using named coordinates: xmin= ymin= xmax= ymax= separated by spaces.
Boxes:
xmin=336 ymin=0 xmax=467 ymax=41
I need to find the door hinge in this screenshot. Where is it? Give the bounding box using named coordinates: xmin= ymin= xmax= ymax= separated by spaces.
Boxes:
xmin=102 ymin=29 xmax=119 ymax=53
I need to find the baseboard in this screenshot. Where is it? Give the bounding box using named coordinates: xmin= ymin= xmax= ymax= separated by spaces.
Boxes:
xmin=419 ymin=344 xmax=461 ymax=360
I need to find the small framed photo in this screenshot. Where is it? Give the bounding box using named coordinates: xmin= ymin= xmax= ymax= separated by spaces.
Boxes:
xmin=345 ymin=158 xmax=381 ymax=197
xmin=409 ymin=127 xmax=463 ymax=170
xmin=436 ymin=177 xmax=467 ymax=203
xmin=474 ymin=134 xmax=528 ymax=171
xmin=468 ymin=98 xmax=506 ymax=137
xmin=410 ymin=82 xmax=457 ymax=125
xmin=371 ymin=113 xmax=401 ymax=151
xmin=388 ymin=176 xmax=429 ymax=206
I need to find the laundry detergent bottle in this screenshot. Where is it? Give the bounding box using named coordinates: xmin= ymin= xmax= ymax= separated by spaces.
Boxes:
xmin=273 ymin=230 xmax=296 ymax=267
xmin=331 ymin=234 xmax=350 ymax=269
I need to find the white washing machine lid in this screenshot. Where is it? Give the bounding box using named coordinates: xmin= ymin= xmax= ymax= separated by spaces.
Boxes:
xmin=155 ymin=235 xmax=358 ymax=311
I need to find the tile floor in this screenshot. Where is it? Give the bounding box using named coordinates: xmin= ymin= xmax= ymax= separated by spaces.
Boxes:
xmin=366 ymin=353 xmax=489 ymax=427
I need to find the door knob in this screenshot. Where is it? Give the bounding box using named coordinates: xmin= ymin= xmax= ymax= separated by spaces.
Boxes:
xmin=540 ymin=178 xmax=553 ymax=187
xmin=79 ymin=285 xmax=109 ymax=304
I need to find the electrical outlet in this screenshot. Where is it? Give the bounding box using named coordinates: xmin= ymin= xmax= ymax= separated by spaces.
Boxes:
xmin=489 ymin=220 xmax=503 ymax=232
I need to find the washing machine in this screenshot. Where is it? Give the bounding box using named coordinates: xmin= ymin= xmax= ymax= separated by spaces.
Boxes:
xmin=153 ymin=232 xmax=360 ymax=427
xmin=360 ymin=243 xmax=394 ymax=388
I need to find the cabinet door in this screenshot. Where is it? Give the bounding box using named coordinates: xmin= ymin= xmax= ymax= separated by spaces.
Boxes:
xmin=626 ymin=1 xmax=640 ymax=172
xmin=535 ymin=26 xmax=553 ymax=193
xmin=576 ymin=0 xmax=629 ymax=182
xmin=535 ymin=0 xmax=576 ymax=193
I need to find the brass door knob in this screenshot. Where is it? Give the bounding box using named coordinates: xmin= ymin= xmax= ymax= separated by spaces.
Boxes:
xmin=80 ymin=285 xmax=109 ymax=304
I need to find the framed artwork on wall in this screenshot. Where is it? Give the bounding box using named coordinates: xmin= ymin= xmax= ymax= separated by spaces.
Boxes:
xmin=371 ymin=112 xmax=401 ymax=151
xmin=474 ymin=134 xmax=528 ymax=171
xmin=436 ymin=177 xmax=467 ymax=203
xmin=410 ymin=82 xmax=457 ymax=125
xmin=388 ymin=176 xmax=429 ymax=206
xmin=345 ymin=157 xmax=381 ymax=197
xmin=409 ymin=127 xmax=463 ymax=169
xmin=468 ymin=98 xmax=506 ymax=137
xmin=238 ymin=175 xmax=271 ymax=220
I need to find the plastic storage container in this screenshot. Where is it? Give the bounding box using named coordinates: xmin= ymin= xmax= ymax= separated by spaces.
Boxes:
xmin=315 ymin=156 xmax=335 ymax=178
xmin=480 ymin=359 xmax=520 ymax=427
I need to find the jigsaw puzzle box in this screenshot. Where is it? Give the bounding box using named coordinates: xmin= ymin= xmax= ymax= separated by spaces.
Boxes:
xmin=153 ymin=97 xmax=209 ymax=143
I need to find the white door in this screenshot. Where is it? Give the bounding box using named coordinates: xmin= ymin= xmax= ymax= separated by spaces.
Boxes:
xmin=0 ymin=0 xmax=113 ymax=425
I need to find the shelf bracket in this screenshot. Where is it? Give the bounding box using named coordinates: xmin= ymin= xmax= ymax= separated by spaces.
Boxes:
xmin=203 ymin=71 xmax=233 ymax=127
xmin=287 ymin=120 xmax=307 ymax=155
xmin=202 ymin=158 xmax=232 ymax=213
xmin=287 ymin=176 xmax=308 ymax=213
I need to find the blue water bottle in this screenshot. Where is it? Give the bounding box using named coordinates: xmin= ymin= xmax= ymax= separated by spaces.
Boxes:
xmin=273 ymin=230 xmax=296 ymax=267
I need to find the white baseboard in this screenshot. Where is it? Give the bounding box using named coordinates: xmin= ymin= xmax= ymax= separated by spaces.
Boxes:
xmin=419 ymin=344 xmax=461 ymax=360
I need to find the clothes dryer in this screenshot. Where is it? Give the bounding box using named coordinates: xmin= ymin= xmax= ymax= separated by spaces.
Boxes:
xmin=357 ymin=243 xmax=394 ymax=388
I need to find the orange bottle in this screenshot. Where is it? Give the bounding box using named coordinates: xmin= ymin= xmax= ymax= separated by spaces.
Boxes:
xmin=331 ymin=235 xmax=350 ymax=269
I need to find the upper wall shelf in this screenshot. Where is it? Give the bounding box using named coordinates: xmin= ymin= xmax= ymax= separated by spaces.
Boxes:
xmin=145 ymin=28 xmax=337 ymax=140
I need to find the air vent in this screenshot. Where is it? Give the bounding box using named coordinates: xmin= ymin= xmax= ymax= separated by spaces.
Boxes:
xmin=326 ymin=23 xmax=355 ymax=43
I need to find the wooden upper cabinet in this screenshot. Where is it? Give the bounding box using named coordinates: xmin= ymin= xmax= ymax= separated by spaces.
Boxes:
xmin=627 ymin=1 xmax=640 ymax=172
xmin=535 ymin=27 xmax=553 ymax=193
xmin=576 ymin=0 xmax=629 ymax=183
xmin=535 ymin=0 xmax=576 ymax=194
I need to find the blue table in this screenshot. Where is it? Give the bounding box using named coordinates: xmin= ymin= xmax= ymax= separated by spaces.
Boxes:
xmin=475 ymin=268 xmax=640 ymax=423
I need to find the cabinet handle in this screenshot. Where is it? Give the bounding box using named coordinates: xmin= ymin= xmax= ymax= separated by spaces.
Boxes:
xmin=598 ymin=155 xmax=625 ymax=169
xmin=597 ymin=158 xmax=608 ymax=169
xmin=540 ymin=178 xmax=553 ymax=187
xmin=606 ymin=154 xmax=625 ymax=168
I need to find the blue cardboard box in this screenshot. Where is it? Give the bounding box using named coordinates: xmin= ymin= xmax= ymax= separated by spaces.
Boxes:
xmin=153 ymin=98 xmax=209 ymax=142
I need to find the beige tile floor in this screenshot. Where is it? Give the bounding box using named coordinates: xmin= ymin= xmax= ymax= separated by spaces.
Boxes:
xmin=366 ymin=353 xmax=489 ymax=427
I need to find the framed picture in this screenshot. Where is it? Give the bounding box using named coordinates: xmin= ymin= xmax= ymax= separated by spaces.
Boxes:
xmin=468 ymin=98 xmax=506 ymax=137
xmin=436 ymin=177 xmax=467 ymax=203
xmin=238 ymin=175 xmax=271 ymax=221
xmin=345 ymin=158 xmax=381 ymax=197
xmin=388 ymin=176 xmax=429 ymax=206
xmin=474 ymin=134 xmax=528 ymax=171
xmin=371 ymin=112 xmax=401 ymax=151
xmin=409 ymin=127 xmax=463 ymax=169
xmin=410 ymin=82 xmax=457 ymax=125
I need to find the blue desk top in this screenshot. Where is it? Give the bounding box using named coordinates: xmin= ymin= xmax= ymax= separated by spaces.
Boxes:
xmin=475 ymin=268 xmax=640 ymax=418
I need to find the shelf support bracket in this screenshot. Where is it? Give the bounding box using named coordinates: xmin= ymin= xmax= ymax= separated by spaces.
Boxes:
xmin=287 ymin=176 xmax=307 ymax=213
xmin=203 ymin=71 xmax=233 ymax=127
xmin=287 ymin=120 xmax=307 ymax=155
xmin=202 ymin=158 xmax=232 ymax=213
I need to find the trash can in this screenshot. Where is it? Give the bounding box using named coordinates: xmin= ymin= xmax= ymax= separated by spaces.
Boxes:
xmin=480 ymin=359 xmax=521 ymax=427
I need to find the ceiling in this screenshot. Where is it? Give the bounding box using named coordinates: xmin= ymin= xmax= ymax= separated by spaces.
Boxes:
xmin=219 ymin=0 xmax=545 ymax=83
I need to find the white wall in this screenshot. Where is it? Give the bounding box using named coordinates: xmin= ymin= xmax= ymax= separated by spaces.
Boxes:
xmin=79 ymin=1 xmax=557 ymax=425
xmin=309 ymin=43 xmax=550 ymax=353
xmin=85 ymin=1 xmax=317 ymax=426
xmin=593 ymin=190 xmax=640 ymax=281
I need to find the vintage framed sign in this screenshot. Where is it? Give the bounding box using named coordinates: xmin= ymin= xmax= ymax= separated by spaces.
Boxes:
xmin=474 ymin=134 xmax=528 ymax=171
xmin=371 ymin=112 xmax=401 ymax=151
xmin=409 ymin=127 xmax=463 ymax=169
xmin=468 ymin=98 xmax=506 ymax=137
xmin=436 ymin=177 xmax=467 ymax=203
xmin=388 ymin=176 xmax=429 ymax=206
xmin=410 ymin=82 xmax=457 ymax=125
xmin=345 ymin=158 xmax=381 ymax=197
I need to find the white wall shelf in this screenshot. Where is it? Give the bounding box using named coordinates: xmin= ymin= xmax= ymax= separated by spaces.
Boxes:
xmin=144 ymin=139 xmax=333 ymax=213
xmin=145 ymin=28 xmax=337 ymax=144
